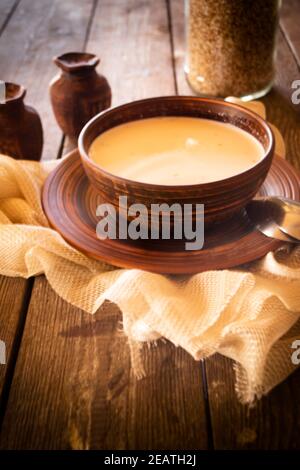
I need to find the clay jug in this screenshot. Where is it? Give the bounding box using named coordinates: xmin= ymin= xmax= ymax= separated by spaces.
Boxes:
xmin=0 ymin=82 xmax=43 ymax=160
xmin=50 ymin=52 xmax=112 ymax=140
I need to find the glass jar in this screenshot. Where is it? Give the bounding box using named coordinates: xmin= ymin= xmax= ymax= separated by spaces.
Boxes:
xmin=185 ymin=0 xmax=280 ymax=100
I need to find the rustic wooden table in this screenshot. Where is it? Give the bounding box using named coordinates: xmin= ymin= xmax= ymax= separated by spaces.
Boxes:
xmin=0 ymin=0 xmax=300 ymax=450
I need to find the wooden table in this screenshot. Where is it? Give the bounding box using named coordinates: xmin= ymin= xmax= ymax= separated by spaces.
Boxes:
xmin=0 ymin=0 xmax=300 ymax=450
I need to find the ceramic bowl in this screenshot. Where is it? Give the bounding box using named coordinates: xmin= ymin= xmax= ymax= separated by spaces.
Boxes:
xmin=78 ymin=96 xmax=274 ymax=227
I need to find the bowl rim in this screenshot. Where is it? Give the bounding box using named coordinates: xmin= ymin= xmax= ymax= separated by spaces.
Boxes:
xmin=78 ymin=95 xmax=275 ymax=191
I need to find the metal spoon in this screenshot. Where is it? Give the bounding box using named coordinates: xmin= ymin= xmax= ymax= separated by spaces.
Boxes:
xmin=246 ymin=197 xmax=300 ymax=243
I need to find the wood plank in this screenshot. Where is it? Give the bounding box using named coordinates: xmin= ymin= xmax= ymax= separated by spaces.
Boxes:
xmin=0 ymin=0 xmax=99 ymax=446
xmin=0 ymin=1 xmax=33 ymax=417
xmin=170 ymin=0 xmax=300 ymax=449
xmin=0 ymin=0 xmax=19 ymax=36
xmin=169 ymin=0 xmax=191 ymax=96
xmin=0 ymin=279 xmax=207 ymax=449
xmin=0 ymin=1 xmax=37 ymax=417
xmin=0 ymin=0 xmax=96 ymax=435
xmin=0 ymin=0 xmax=33 ymax=424
xmin=280 ymin=0 xmax=300 ymax=67
xmin=204 ymin=356 xmax=300 ymax=449
xmin=0 ymin=0 xmax=95 ymax=160
xmin=0 ymin=0 xmax=209 ymax=450
xmin=0 ymin=277 xmax=30 ymax=405
xmin=206 ymin=32 xmax=300 ymax=448
xmin=88 ymin=0 xmax=175 ymax=105
xmin=261 ymin=31 xmax=300 ymax=170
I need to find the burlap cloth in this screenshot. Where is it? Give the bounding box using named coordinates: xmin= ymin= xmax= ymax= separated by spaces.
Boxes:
xmin=0 ymin=99 xmax=299 ymax=404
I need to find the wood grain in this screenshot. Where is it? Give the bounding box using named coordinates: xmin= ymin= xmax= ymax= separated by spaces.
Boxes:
xmin=0 ymin=0 xmax=36 ymax=433
xmin=169 ymin=0 xmax=300 ymax=450
xmin=1 ymin=0 xmax=300 ymax=451
xmin=280 ymin=0 xmax=300 ymax=67
xmin=0 ymin=0 xmax=99 ymax=441
xmin=0 ymin=0 xmax=19 ymax=36
xmin=87 ymin=0 xmax=175 ymax=106
xmin=0 ymin=0 xmax=95 ymax=160
xmin=0 ymin=277 xmax=208 ymax=450
xmin=169 ymin=0 xmax=191 ymax=96
xmin=0 ymin=0 xmax=209 ymax=450
xmin=262 ymin=31 xmax=300 ymax=171
xmin=205 ymin=355 xmax=300 ymax=449
xmin=0 ymin=277 xmax=29 ymax=407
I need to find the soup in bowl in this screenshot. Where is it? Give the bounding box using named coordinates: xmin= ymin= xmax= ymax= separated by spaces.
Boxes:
xmin=78 ymin=96 xmax=274 ymax=231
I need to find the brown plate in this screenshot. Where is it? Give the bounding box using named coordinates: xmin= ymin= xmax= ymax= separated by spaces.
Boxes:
xmin=42 ymin=149 xmax=300 ymax=274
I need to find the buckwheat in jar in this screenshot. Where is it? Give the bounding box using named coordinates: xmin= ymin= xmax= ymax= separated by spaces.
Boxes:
xmin=185 ymin=0 xmax=280 ymax=100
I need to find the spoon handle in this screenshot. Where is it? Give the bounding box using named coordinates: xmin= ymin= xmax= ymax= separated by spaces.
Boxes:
xmin=265 ymin=196 xmax=300 ymax=212
xmin=272 ymin=197 xmax=300 ymax=240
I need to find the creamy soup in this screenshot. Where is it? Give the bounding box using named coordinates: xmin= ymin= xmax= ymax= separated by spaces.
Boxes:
xmin=89 ymin=117 xmax=265 ymax=185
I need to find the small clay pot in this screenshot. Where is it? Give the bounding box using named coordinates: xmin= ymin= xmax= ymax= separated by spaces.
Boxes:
xmin=49 ymin=52 xmax=112 ymax=140
xmin=0 ymin=82 xmax=43 ymax=160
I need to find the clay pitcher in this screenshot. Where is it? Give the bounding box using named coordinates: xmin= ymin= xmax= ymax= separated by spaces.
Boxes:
xmin=49 ymin=52 xmax=112 ymax=140
xmin=0 ymin=82 xmax=43 ymax=160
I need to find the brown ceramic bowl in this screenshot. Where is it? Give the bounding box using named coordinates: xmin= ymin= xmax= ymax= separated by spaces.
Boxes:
xmin=78 ymin=96 xmax=274 ymax=227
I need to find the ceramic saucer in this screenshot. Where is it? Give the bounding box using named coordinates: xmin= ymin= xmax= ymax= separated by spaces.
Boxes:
xmin=42 ymin=150 xmax=300 ymax=274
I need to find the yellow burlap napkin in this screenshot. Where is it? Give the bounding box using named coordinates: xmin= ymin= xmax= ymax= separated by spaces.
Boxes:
xmin=0 ymin=100 xmax=300 ymax=404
